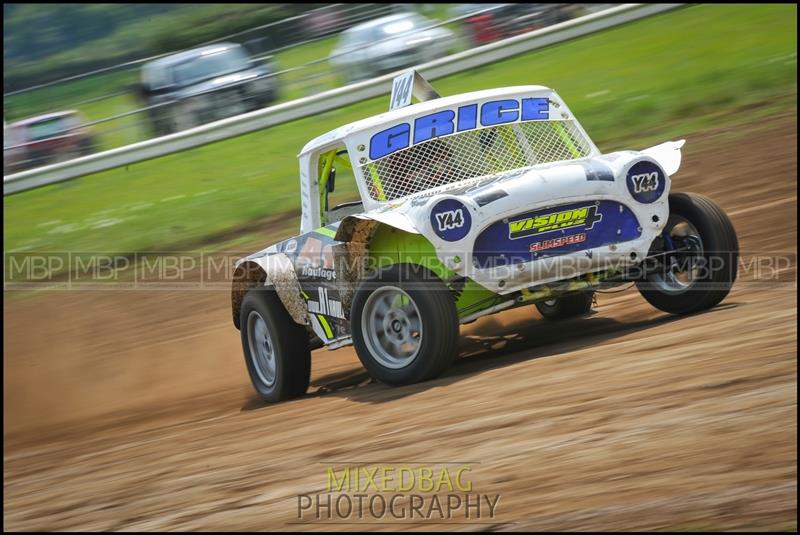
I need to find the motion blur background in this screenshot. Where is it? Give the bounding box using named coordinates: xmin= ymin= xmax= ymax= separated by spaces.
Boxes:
xmin=3 ymin=3 xmax=596 ymax=166
xmin=4 ymin=3 xmax=797 ymax=531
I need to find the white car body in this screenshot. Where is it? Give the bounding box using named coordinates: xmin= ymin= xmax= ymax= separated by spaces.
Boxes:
xmin=233 ymin=83 xmax=684 ymax=347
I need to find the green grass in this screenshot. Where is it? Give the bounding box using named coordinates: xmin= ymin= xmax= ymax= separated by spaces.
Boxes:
xmin=3 ymin=70 xmax=138 ymax=120
xmin=4 ymin=4 xmax=797 ymax=258
xmin=272 ymin=34 xmax=343 ymax=102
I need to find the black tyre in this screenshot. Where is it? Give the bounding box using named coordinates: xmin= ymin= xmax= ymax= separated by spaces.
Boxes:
xmin=79 ymin=137 xmax=95 ymax=156
xmin=257 ymin=89 xmax=277 ymax=108
xmin=239 ymin=287 xmax=311 ymax=402
xmin=637 ymin=192 xmax=738 ymax=314
xmin=535 ymin=291 xmax=594 ymax=320
xmin=149 ymin=108 xmax=173 ymax=137
xmin=351 ymin=264 xmax=459 ymax=386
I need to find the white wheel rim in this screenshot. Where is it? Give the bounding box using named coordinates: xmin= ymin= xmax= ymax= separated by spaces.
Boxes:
xmin=361 ymin=286 xmax=422 ymax=369
xmin=247 ymin=310 xmax=276 ymax=386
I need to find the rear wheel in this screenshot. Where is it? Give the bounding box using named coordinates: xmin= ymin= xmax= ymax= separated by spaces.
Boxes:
xmin=637 ymin=192 xmax=738 ymax=314
xmin=240 ymin=287 xmax=311 ymax=402
xmin=351 ymin=264 xmax=459 ymax=386
xmin=535 ymin=291 xmax=594 ymax=320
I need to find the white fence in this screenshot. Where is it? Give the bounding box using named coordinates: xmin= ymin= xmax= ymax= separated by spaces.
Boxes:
xmin=3 ymin=3 xmax=682 ymax=196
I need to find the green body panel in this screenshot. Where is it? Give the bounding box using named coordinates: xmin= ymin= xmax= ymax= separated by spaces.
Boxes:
xmin=366 ymin=225 xmax=506 ymax=319
xmin=315 ymin=226 xmax=337 ymax=239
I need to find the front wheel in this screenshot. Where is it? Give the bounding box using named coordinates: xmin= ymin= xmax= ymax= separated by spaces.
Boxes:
xmin=240 ymin=287 xmax=311 ymax=402
xmin=351 ymin=264 xmax=459 ymax=386
xmin=637 ymin=192 xmax=739 ymax=314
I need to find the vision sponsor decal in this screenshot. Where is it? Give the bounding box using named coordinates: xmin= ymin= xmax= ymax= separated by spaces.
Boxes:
xmin=473 ymin=200 xmax=641 ymax=266
xmin=430 ymin=199 xmax=471 ymax=241
xmin=529 ymin=232 xmax=586 ymax=252
xmin=626 ymin=160 xmax=665 ymax=204
xmin=508 ymin=205 xmax=602 ymax=239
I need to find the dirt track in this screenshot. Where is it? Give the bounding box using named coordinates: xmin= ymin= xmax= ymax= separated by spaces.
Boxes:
xmin=3 ymin=113 xmax=797 ymax=531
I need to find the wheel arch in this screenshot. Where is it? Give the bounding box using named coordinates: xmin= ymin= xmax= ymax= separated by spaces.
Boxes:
xmin=334 ymin=214 xmax=500 ymax=324
xmin=231 ymin=253 xmax=308 ymax=330
xmin=334 ymin=214 xmax=451 ymax=281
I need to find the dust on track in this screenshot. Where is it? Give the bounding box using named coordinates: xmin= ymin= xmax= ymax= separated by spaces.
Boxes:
xmin=3 ymin=112 xmax=797 ymax=531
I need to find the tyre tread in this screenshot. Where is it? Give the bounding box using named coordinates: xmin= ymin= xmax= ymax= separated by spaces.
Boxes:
xmin=638 ymin=192 xmax=738 ymax=314
xmin=240 ymin=287 xmax=311 ymax=402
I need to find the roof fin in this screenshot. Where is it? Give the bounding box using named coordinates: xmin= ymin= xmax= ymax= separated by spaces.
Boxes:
xmin=389 ymin=69 xmax=440 ymax=111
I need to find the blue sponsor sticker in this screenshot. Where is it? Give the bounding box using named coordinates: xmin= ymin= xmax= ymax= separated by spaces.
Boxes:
xmin=430 ymin=199 xmax=471 ymax=242
xmin=473 ymin=200 xmax=641 ymax=267
xmin=626 ymin=160 xmax=665 ymax=204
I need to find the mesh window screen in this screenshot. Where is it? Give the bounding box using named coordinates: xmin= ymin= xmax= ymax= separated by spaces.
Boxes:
xmin=360 ymin=120 xmax=593 ymax=202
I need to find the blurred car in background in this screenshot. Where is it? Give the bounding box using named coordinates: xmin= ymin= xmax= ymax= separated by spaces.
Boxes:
xmin=3 ymin=122 xmax=25 ymax=175
xmin=137 ymin=43 xmax=278 ymax=136
xmin=329 ymin=12 xmax=457 ymax=83
xmin=452 ymin=3 xmax=581 ymax=46
xmin=450 ymin=4 xmax=507 ymax=45
xmin=3 ymin=110 xmax=96 ymax=173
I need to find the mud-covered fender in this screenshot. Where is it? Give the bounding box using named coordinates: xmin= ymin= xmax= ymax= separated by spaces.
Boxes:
xmin=330 ymin=212 xmax=428 ymax=319
xmin=642 ymin=139 xmax=685 ymax=176
xmin=231 ymin=252 xmax=308 ymax=329
xmin=335 ymin=211 xmax=421 ymax=242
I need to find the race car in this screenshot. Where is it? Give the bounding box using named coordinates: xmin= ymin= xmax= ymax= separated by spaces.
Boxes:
xmin=232 ymin=71 xmax=738 ymax=402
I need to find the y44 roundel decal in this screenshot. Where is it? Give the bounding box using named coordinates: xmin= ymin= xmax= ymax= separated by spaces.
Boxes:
xmin=626 ymin=160 xmax=666 ymax=204
xmin=430 ymin=199 xmax=472 ymax=241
